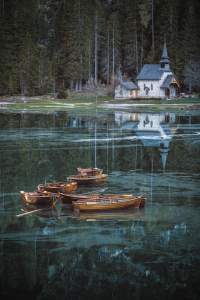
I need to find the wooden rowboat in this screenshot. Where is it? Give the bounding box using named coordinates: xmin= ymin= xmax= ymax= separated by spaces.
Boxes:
xmin=77 ymin=167 xmax=103 ymax=176
xmin=67 ymin=174 xmax=107 ymax=186
xmin=59 ymin=193 xmax=146 ymax=206
xmin=20 ymin=190 xmax=57 ymax=206
xmin=72 ymin=195 xmax=144 ymax=212
xmin=37 ymin=181 xmax=77 ymax=193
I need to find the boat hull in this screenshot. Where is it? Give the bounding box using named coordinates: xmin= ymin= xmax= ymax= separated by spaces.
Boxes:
xmin=59 ymin=194 xmax=146 ymax=206
xmin=72 ymin=196 xmax=143 ymax=212
xmin=37 ymin=181 xmax=77 ymax=193
xmin=77 ymin=167 xmax=103 ymax=176
xmin=67 ymin=174 xmax=107 ymax=186
xmin=20 ymin=191 xmax=57 ymax=206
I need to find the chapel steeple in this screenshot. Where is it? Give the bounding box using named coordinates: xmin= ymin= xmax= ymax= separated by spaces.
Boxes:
xmin=159 ymin=36 xmax=170 ymax=70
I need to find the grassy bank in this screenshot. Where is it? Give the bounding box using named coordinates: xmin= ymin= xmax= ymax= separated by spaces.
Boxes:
xmin=0 ymin=94 xmax=200 ymax=113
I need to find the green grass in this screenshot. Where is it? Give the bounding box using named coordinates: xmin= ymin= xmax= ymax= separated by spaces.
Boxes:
xmin=1 ymin=95 xmax=200 ymax=113
xmin=167 ymin=98 xmax=200 ymax=103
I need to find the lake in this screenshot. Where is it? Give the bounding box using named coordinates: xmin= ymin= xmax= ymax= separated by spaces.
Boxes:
xmin=0 ymin=109 xmax=200 ymax=300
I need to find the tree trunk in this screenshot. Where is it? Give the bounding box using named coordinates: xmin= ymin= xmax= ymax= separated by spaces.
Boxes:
xmin=189 ymin=82 xmax=192 ymax=94
xmin=113 ymin=26 xmax=114 ymax=87
xmin=107 ymin=25 xmax=109 ymax=85
xmin=135 ymin=15 xmax=138 ymax=74
xmin=76 ymin=79 xmax=78 ymax=91
xmin=89 ymin=42 xmax=91 ymax=84
xmin=79 ymin=79 xmax=82 ymax=91
xmin=152 ymin=0 xmax=154 ymax=59
xmin=141 ymin=26 xmax=143 ymax=70
xmin=95 ymin=10 xmax=98 ymax=85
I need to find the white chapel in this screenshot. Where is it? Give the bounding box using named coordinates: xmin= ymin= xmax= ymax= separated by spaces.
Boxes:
xmin=115 ymin=41 xmax=180 ymax=100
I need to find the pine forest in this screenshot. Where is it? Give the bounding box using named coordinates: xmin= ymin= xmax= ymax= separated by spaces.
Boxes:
xmin=0 ymin=0 xmax=200 ymax=96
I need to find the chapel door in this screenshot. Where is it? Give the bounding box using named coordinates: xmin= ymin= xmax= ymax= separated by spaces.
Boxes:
xmin=135 ymin=90 xmax=138 ymax=98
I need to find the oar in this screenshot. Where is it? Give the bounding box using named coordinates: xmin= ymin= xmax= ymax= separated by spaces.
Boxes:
xmin=16 ymin=207 xmax=51 ymax=218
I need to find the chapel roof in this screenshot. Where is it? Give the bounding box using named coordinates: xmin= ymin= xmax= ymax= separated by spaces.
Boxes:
xmin=120 ymin=81 xmax=139 ymax=90
xmin=135 ymin=64 xmax=171 ymax=80
xmin=160 ymin=75 xmax=174 ymax=88
xmin=135 ymin=41 xmax=172 ymax=81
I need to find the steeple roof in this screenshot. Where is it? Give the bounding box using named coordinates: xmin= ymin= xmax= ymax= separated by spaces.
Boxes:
xmin=159 ymin=41 xmax=170 ymax=64
xmin=161 ymin=42 xmax=169 ymax=59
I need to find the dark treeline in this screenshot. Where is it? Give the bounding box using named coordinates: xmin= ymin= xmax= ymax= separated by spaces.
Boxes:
xmin=0 ymin=0 xmax=200 ymax=96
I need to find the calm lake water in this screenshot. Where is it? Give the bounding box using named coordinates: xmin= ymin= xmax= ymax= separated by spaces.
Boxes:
xmin=0 ymin=110 xmax=200 ymax=300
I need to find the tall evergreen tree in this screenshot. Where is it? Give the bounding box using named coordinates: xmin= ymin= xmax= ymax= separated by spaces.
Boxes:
xmin=19 ymin=32 xmax=39 ymax=96
xmin=123 ymin=0 xmax=139 ymax=79
xmin=0 ymin=0 xmax=18 ymax=95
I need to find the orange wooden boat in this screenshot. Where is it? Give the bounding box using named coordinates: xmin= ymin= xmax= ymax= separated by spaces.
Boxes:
xmin=72 ymin=195 xmax=144 ymax=212
xmin=20 ymin=190 xmax=57 ymax=206
xmin=67 ymin=174 xmax=107 ymax=186
xmin=59 ymin=193 xmax=146 ymax=206
xmin=37 ymin=181 xmax=77 ymax=193
xmin=77 ymin=167 xmax=103 ymax=176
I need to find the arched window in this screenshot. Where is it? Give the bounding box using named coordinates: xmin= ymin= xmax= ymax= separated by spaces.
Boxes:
xmin=144 ymin=84 xmax=146 ymax=90
xmin=151 ymin=84 xmax=153 ymax=90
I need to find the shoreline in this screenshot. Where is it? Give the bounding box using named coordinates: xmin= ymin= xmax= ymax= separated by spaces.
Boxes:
xmin=0 ymin=95 xmax=200 ymax=113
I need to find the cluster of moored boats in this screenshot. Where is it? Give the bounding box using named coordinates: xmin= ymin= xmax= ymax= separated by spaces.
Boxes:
xmin=20 ymin=167 xmax=146 ymax=212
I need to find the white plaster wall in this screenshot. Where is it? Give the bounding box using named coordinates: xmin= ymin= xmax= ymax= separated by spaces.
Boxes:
xmin=137 ymin=71 xmax=173 ymax=99
xmin=137 ymin=79 xmax=162 ymax=98
xmin=115 ymin=84 xmax=136 ymax=99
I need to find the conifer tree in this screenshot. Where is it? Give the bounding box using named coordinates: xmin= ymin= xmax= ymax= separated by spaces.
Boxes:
xmin=37 ymin=44 xmax=53 ymax=95
xmin=19 ymin=33 xmax=39 ymax=96
xmin=123 ymin=0 xmax=139 ymax=78
xmin=0 ymin=0 xmax=18 ymax=95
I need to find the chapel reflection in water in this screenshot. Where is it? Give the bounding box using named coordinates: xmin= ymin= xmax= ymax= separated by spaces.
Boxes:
xmin=115 ymin=112 xmax=182 ymax=172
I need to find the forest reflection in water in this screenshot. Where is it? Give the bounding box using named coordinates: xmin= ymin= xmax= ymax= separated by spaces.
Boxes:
xmin=0 ymin=110 xmax=200 ymax=300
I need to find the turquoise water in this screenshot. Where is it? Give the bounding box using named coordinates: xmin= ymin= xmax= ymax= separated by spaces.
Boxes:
xmin=0 ymin=111 xmax=200 ymax=299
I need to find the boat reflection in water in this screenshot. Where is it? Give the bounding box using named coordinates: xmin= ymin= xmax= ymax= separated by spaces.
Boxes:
xmin=20 ymin=201 xmax=145 ymax=222
xmin=72 ymin=207 xmax=146 ymax=221
xmin=20 ymin=201 xmax=73 ymax=220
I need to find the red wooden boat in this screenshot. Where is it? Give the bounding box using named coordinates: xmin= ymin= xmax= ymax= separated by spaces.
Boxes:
xmin=20 ymin=190 xmax=57 ymax=206
xmin=67 ymin=174 xmax=107 ymax=186
xmin=77 ymin=167 xmax=103 ymax=176
xmin=72 ymin=195 xmax=144 ymax=212
xmin=37 ymin=181 xmax=77 ymax=193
